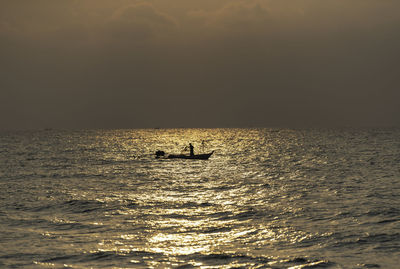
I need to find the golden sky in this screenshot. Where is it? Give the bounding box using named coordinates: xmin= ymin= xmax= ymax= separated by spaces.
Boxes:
xmin=1 ymin=0 xmax=399 ymax=129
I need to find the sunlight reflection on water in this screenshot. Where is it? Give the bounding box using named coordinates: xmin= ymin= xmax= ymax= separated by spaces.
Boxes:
xmin=82 ymin=129 xmax=310 ymax=265
xmin=1 ymin=128 xmax=400 ymax=268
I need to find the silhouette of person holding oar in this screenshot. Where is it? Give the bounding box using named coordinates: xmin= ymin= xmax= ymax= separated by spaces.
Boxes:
xmin=189 ymin=143 xmax=194 ymax=156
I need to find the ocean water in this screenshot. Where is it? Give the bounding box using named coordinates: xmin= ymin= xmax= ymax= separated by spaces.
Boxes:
xmin=0 ymin=128 xmax=399 ymax=268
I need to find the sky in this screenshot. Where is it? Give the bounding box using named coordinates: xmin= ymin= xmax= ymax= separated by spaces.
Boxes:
xmin=1 ymin=0 xmax=400 ymax=129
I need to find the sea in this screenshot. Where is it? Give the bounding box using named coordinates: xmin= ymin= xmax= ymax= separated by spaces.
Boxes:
xmin=0 ymin=128 xmax=399 ymax=268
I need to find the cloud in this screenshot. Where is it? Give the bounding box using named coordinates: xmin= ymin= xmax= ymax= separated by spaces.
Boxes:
xmin=189 ymin=1 xmax=271 ymax=31
xmin=1 ymin=0 xmax=400 ymax=129
xmin=106 ymin=3 xmax=178 ymax=42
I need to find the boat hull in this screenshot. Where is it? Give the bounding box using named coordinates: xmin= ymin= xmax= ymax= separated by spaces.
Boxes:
xmin=167 ymin=151 xmax=214 ymax=160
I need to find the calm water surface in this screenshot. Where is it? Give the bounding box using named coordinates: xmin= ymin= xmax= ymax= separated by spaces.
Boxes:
xmin=0 ymin=128 xmax=399 ymax=268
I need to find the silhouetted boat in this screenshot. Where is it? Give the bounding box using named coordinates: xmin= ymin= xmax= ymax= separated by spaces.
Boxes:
xmin=156 ymin=150 xmax=214 ymax=160
xmin=167 ymin=151 xmax=214 ymax=160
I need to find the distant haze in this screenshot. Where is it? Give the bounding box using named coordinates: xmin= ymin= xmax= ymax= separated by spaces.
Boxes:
xmin=1 ymin=0 xmax=399 ymax=129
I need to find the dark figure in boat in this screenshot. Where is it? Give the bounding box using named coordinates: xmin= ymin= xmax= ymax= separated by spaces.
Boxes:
xmin=189 ymin=143 xmax=194 ymax=156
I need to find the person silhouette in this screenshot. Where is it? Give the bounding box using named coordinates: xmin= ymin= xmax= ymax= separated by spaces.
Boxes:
xmin=189 ymin=143 xmax=194 ymax=156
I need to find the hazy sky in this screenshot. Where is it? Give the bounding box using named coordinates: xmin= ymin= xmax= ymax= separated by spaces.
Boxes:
xmin=1 ymin=0 xmax=399 ymax=129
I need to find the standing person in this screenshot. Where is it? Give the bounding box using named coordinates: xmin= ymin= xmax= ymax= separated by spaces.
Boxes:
xmin=189 ymin=143 xmax=194 ymax=156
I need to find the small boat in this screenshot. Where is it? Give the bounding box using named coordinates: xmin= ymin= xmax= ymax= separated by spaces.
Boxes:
xmin=168 ymin=151 xmax=214 ymax=160
xmin=156 ymin=150 xmax=214 ymax=160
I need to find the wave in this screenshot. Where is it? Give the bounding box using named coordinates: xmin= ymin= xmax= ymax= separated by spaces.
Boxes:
xmin=329 ymin=232 xmax=400 ymax=252
xmin=207 ymin=208 xmax=268 ymax=222
xmin=38 ymin=250 xmax=163 ymax=267
xmin=184 ymin=253 xmax=335 ymax=268
xmin=62 ymin=199 xmax=105 ymax=213
xmin=36 ymin=251 xmax=335 ymax=268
